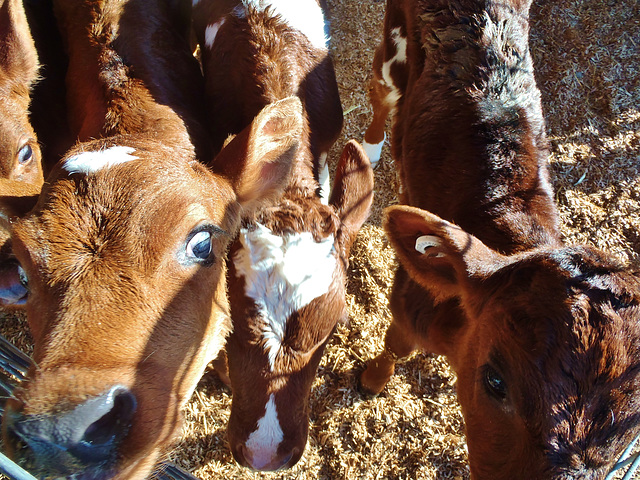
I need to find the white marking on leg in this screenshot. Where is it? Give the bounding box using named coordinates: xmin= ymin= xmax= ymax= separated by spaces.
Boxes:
xmin=362 ymin=132 xmax=386 ymax=169
xmin=317 ymin=152 xmax=330 ymax=204
xmin=205 ymin=19 xmax=226 ymax=49
xmin=241 ymin=0 xmax=328 ymax=49
xmin=63 ymin=146 xmax=139 ymax=175
xmin=233 ymin=223 xmax=337 ymax=370
xmin=245 ymin=394 xmax=283 ymax=470
xmin=380 ymin=28 xmax=407 ymax=111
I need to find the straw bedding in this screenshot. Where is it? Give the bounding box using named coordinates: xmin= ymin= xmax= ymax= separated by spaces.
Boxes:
xmin=1 ymin=0 xmax=638 ymax=478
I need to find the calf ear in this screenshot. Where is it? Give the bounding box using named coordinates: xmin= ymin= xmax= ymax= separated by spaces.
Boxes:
xmin=210 ymin=96 xmax=303 ymax=214
xmin=384 ymin=205 xmax=505 ymax=302
xmin=0 ymin=178 xmax=40 ymax=230
xmin=330 ymin=140 xmax=374 ymax=254
xmin=0 ymin=0 xmax=39 ymax=86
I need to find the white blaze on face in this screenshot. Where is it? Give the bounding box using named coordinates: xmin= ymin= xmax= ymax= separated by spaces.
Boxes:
xmin=242 ymin=0 xmax=329 ymax=50
xmin=245 ymin=394 xmax=284 ymax=469
xmin=205 ymin=19 xmax=226 ymax=48
xmin=381 ymin=27 xmax=407 ymax=109
xmin=63 ymin=146 xmax=139 ymax=175
xmin=233 ymin=223 xmax=337 ymax=370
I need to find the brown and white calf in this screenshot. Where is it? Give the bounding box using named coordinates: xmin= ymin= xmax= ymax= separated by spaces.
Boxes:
xmin=359 ymin=0 xmax=640 ymax=479
xmin=0 ymin=1 xmax=303 ymax=479
xmin=0 ymin=0 xmax=43 ymax=185
xmin=192 ymin=0 xmax=374 ymax=471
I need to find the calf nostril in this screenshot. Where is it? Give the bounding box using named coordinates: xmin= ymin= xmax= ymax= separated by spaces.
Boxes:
xmin=82 ymin=386 xmax=137 ymax=446
xmin=7 ymin=385 xmax=137 ymax=470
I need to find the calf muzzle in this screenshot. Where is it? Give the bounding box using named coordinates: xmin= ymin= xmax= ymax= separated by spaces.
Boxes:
xmin=5 ymin=385 xmax=136 ymax=477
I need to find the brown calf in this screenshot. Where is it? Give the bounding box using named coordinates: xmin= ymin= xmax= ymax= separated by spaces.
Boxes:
xmin=192 ymin=0 xmax=374 ymax=471
xmin=360 ymin=0 xmax=640 ymax=478
xmin=0 ymin=0 xmax=42 ymax=185
xmin=0 ymin=0 xmax=302 ymax=478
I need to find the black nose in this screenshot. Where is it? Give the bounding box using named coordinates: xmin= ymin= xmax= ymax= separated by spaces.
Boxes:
xmin=7 ymin=385 xmax=137 ymax=473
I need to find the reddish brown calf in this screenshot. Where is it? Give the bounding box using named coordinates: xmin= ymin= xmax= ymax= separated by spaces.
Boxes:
xmin=0 ymin=1 xmax=302 ymax=479
xmin=193 ymin=0 xmax=374 ymax=471
xmin=360 ymin=0 xmax=640 ymax=479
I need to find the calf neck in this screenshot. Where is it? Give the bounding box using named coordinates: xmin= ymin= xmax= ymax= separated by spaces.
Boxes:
xmin=360 ymin=0 xmax=640 ymax=478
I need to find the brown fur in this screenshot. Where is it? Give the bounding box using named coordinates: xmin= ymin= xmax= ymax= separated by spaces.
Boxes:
xmin=0 ymin=0 xmax=43 ymax=185
xmin=193 ymin=1 xmax=374 ymax=471
xmin=360 ymin=0 xmax=640 ymax=478
xmin=0 ymin=1 xmax=304 ymax=479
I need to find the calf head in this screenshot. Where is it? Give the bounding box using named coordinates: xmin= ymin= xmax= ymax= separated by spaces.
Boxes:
xmin=0 ymin=0 xmax=43 ymax=185
xmin=225 ymin=140 xmax=374 ymax=471
xmin=385 ymin=205 xmax=640 ymax=479
xmin=0 ymin=98 xmax=303 ymax=480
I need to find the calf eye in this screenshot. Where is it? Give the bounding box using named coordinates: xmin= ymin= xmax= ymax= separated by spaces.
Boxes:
xmin=18 ymin=264 xmax=28 ymax=288
xmin=17 ymin=144 xmax=34 ymax=165
xmin=181 ymin=224 xmax=226 ymax=267
xmin=483 ymin=365 xmax=507 ymax=401
xmin=186 ymin=230 xmax=213 ymax=263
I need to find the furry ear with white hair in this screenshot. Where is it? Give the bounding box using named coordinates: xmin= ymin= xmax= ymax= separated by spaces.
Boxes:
xmin=210 ymin=96 xmax=304 ymax=215
xmin=384 ymin=205 xmax=507 ymax=303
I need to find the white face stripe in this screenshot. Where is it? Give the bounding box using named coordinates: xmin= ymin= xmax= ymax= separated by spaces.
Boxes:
xmin=63 ymin=146 xmax=139 ymax=175
xmin=245 ymin=394 xmax=283 ymax=469
xmin=233 ymin=223 xmax=337 ymax=370
xmin=381 ymin=27 xmax=407 ymax=111
xmin=205 ymin=19 xmax=225 ymax=49
xmin=241 ymin=0 xmax=328 ymax=50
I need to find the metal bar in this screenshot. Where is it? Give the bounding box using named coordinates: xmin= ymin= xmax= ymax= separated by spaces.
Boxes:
xmin=606 ymin=432 xmax=640 ymax=480
xmin=0 ymin=336 xmax=31 ymax=373
xmin=622 ymin=452 xmax=640 ymax=480
xmin=0 ymin=451 xmax=38 ymax=480
xmin=154 ymin=464 xmax=201 ymax=480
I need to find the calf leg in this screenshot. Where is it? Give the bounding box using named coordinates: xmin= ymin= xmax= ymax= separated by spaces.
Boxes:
xmin=360 ymin=266 xmax=417 ymax=395
xmin=360 ymin=318 xmax=416 ymax=395
xmin=212 ymin=347 xmax=231 ymax=388
xmin=363 ymin=45 xmax=393 ymax=169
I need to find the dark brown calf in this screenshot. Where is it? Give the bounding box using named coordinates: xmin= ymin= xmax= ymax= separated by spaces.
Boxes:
xmin=193 ymin=0 xmax=374 ymax=471
xmin=360 ymin=0 xmax=640 ymax=478
xmin=0 ymin=0 xmax=302 ymax=478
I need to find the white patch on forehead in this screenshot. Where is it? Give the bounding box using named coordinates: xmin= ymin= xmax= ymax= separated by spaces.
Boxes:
xmin=233 ymin=223 xmax=337 ymax=370
xmin=241 ymin=0 xmax=328 ymax=49
xmin=192 ymin=0 xmax=200 ymax=5
xmin=245 ymin=394 xmax=283 ymax=469
xmin=381 ymin=27 xmax=407 ymax=111
xmin=205 ymin=19 xmax=226 ymax=49
xmin=63 ymin=146 xmax=139 ymax=175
